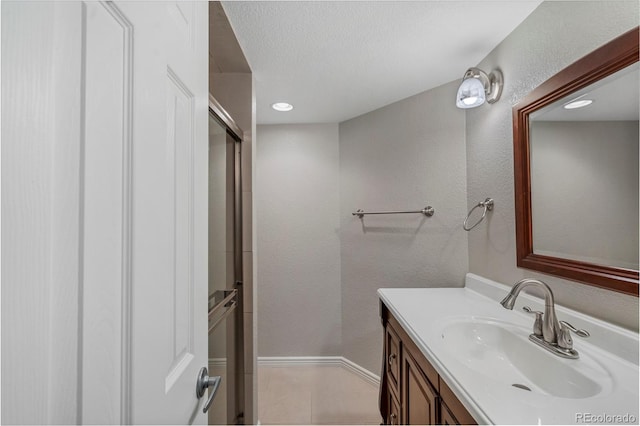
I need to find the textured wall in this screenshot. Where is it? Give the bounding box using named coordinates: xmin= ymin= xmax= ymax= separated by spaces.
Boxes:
xmin=339 ymin=81 xmax=468 ymax=373
xmin=466 ymin=1 xmax=639 ymax=331
xmin=256 ymin=124 xmax=343 ymax=356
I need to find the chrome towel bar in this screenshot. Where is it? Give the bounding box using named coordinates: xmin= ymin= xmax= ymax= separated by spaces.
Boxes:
xmin=352 ymin=206 xmax=434 ymax=218
xmin=208 ymin=301 xmax=237 ymax=334
xmin=208 ymin=289 xmax=238 ymax=334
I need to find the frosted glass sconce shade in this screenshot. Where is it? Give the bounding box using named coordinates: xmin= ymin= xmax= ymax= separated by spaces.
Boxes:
xmin=456 ymin=77 xmax=486 ymax=108
xmin=455 ymin=67 xmax=503 ymax=109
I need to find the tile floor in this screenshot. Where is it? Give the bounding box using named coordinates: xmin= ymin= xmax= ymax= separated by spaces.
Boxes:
xmin=258 ymin=365 xmax=382 ymax=425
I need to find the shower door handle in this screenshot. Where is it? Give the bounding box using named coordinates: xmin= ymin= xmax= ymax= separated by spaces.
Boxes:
xmin=196 ymin=367 xmax=222 ymax=413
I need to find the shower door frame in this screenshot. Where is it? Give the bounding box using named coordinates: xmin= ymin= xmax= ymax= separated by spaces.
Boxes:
xmin=208 ymin=94 xmax=245 ymax=424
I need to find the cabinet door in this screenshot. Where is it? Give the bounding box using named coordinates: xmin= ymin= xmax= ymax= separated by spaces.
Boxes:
xmin=403 ymin=351 xmax=438 ymax=425
xmin=440 ymin=402 xmax=458 ymax=425
xmin=440 ymin=378 xmax=477 ymax=425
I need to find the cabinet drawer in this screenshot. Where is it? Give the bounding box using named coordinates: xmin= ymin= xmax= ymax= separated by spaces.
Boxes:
xmin=385 ymin=324 xmax=402 ymax=397
xmin=387 ymin=386 xmax=401 ymax=425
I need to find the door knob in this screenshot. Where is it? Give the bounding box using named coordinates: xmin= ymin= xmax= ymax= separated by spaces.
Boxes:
xmin=196 ymin=367 xmax=222 ymax=413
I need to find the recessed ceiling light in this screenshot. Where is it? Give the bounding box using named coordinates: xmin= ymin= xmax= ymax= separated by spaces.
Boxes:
xmin=272 ymin=102 xmax=294 ymax=112
xmin=563 ymin=99 xmax=593 ymax=109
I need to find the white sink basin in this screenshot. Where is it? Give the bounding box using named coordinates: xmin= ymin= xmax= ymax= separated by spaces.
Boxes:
xmin=438 ymin=317 xmax=613 ymax=399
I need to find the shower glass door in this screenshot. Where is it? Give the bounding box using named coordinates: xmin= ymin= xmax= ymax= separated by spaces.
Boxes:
xmin=207 ymin=107 xmax=243 ymax=424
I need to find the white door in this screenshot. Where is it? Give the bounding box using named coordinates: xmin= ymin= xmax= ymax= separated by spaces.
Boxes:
xmin=2 ymin=1 xmax=209 ymax=424
xmin=82 ymin=1 xmax=210 ymax=423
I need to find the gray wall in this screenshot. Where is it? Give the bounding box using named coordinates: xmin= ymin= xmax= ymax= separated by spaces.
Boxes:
xmin=530 ymin=121 xmax=639 ymax=269
xmin=256 ymin=124 xmax=343 ymax=356
xmin=339 ymin=81 xmax=468 ymax=373
xmin=466 ymin=1 xmax=639 ymax=331
xmin=255 ymin=83 xmax=468 ymax=372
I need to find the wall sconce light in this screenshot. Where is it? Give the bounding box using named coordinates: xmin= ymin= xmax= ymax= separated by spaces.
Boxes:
xmin=455 ymin=67 xmax=503 ymax=109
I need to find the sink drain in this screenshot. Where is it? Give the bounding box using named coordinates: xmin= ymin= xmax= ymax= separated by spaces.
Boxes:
xmin=512 ymin=383 xmax=531 ymax=391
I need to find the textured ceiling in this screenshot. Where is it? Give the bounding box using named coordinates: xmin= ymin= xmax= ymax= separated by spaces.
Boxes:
xmin=222 ymin=1 xmax=542 ymax=124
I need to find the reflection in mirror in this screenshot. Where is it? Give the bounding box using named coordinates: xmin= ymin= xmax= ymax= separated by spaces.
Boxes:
xmin=529 ymin=63 xmax=639 ymax=270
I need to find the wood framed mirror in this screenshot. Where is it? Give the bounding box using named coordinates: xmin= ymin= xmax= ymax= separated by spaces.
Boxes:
xmin=513 ymin=27 xmax=639 ymax=297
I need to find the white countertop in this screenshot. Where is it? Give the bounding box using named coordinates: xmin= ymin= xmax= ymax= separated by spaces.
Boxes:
xmin=378 ymin=274 xmax=639 ymax=425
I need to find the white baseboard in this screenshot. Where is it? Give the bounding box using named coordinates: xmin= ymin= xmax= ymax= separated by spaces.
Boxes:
xmin=257 ymin=356 xmax=380 ymax=386
xmin=339 ymin=357 xmax=381 ymax=386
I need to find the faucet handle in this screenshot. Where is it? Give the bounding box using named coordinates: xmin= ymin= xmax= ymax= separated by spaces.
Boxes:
xmin=522 ymin=306 xmax=542 ymax=315
xmin=560 ymin=321 xmax=590 ymax=338
xmin=558 ymin=320 xmax=590 ymax=350
xmin=522 ymin=306 xmax=543 ymax=337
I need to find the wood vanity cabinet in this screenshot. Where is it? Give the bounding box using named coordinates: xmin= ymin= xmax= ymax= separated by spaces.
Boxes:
xmin=380 ymin=302 xmax=477 ymax=425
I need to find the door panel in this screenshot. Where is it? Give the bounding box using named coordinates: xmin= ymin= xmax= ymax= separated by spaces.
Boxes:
xmin=82 ymin=1 xmax=132 ymax=422
xmin=164 ymin=66 xmax=196 ymax=391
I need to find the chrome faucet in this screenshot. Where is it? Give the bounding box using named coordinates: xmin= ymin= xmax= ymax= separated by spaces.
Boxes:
xmin=500 ymin=278 xmax=589 ymax=359
xmin=500 ymin=279 xmax=561 ymax=343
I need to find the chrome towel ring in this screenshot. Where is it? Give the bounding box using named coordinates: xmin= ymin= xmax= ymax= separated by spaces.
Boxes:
xmin=463 ymin=198 xmax=494 ymax=231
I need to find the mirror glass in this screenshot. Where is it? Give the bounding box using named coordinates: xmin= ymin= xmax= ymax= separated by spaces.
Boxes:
xmin=529 ymin=63 xmax=639 ymax=270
